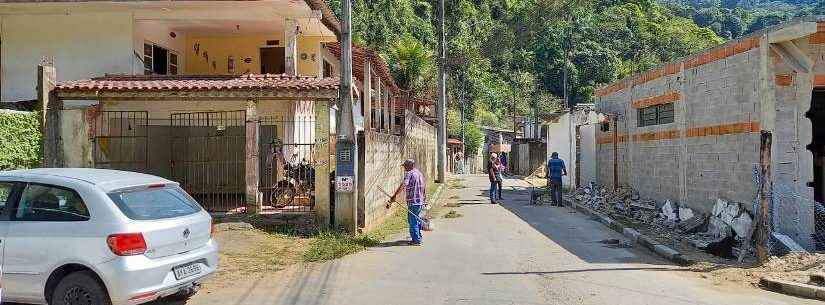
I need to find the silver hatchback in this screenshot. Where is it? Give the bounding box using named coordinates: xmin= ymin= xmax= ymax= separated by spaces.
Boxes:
xmin=0 ymin=168 xmax=218 ymax=305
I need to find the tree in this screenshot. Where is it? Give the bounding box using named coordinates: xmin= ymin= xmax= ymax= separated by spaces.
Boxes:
xmin=388 ymin=36 xmax=436 ymax=99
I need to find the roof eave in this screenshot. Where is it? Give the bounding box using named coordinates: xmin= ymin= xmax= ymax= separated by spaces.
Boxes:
xmin=55 ymin=88 xmax=340 ymax=100
xmin=304 ymin=0 xmax=341 ymax=38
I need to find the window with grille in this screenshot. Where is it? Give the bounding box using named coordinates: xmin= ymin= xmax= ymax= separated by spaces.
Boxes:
xmin=638 ymin=103 xmax=674 ymax=127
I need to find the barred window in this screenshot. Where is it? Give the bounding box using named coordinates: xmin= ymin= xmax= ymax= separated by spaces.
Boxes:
xmin=638 ymin=103 xmax=674 ymax=127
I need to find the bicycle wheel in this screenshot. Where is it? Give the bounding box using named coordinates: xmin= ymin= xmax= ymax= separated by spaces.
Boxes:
xmin=271 ymin=186 xmax=295 ymax=207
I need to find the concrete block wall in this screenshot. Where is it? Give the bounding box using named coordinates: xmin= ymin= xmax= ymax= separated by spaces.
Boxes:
xmin=357 ymin=112 xmax=435 ymax=232
xmin=360 ymin=131 xmax=404 ymax=231
xmin=764 ymin=31 xmax=825 ymax=248
xmin=403 ymin=111 xmax=437 ymax=180
xmin=595 ymin=36 xmax=765 ymax=215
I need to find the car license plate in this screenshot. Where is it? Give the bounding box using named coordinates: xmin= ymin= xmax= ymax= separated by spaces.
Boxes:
xmin=173 ymin=263 xmax=201 ymax=280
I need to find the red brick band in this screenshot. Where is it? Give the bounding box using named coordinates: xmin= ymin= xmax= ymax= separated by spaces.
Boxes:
xmin=596 ymin=121 xmax=760 ymax=144
xmin=631 ymin=91 xmax=680 ymax=109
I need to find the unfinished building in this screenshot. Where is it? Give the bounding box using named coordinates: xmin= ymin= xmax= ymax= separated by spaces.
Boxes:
xmin=594 ymin=17 xmax=825 ymax=250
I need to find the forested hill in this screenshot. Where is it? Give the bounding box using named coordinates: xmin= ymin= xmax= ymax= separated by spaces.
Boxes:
xmin=327 ymin=0 xmax=728 ymax=155
xmin=660 ymin=0 xmax=822 ymax=40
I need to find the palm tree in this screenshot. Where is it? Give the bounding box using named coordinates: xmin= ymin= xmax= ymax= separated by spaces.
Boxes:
xmin=388 ymin=36 xmax=436 ymax=100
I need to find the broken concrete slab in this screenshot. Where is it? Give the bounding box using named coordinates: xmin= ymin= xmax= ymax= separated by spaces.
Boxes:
xmin=678 ymin=214 xmax=707 ymax=233
xmin=662 ymin=200 xmax=678 ymax=222
xmin=706 ymin=216 xmax=732 ymax=238
xmin=772 ymin=232 xmax=808 ymax=253
xmin=679 ymin=206 xmax=695 ymax=221
xmin=721 ymin=201 xmax=740 ymax=225
xmin=730 ymin=212 xmax=753 ymax=238
xmin=712 ymin=198 xmax=728 ymax=217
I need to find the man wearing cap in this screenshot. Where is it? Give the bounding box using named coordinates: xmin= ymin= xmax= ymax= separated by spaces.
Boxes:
xmin=547 ymin=152 xmax=567 ymax=206
xmin=390 ymin=159 xmax=427 ymax=246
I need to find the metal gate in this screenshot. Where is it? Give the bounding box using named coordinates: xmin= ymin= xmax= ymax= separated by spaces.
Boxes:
xmin=92 ymin=111 xmax=149 ymax=172
xmin=259 ymin=115 xmax=316 ymax=213
xmin=170 ymin=111 xmax=246 ymax=212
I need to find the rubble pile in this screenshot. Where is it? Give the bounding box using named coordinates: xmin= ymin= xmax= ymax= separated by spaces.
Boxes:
xmin=570 ymin=183 xmax=755 ymax=260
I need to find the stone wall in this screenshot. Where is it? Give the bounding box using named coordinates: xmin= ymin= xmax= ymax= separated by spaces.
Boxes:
xmin=595 ymin=36 xmax=765 ymax=215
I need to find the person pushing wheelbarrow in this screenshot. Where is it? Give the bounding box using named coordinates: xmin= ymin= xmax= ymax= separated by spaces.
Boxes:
xmin=390 ymin=159 xmax=428 ymax=246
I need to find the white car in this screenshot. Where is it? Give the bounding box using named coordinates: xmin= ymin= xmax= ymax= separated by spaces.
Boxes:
xmin=0 ymin=168 xmax=218 ymax=305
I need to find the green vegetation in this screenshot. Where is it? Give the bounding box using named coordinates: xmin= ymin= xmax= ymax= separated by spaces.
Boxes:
xmin=327 ymin=0 xmax=724 ymax=158
xmin=663 ymin=0 xmax=821 ymax=40
xmin=303 ymin=232 xmax=380 ymax=262
xmin=0 ymin=111 xmax=41 ymax=170
xmin=303 ymin=181 xmax=443 ymax=262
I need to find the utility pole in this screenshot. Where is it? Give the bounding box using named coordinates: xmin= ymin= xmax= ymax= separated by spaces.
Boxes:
xmin=335 ymin=0 xmax=358 ymax=233
xmin=459 ymin=80 xmax=465 ymax=174
xmin=757 ymin=131 xmax=773 ymax=264
xmin=564 ymin=5 xmax=576 ymax=210
xmin=508 ymin=77 xmax=517 ymax=159
xmin=436 ymin=0 xmax=447 ymax=183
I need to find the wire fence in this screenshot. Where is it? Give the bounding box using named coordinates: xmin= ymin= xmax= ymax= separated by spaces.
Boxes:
xmin=753 ymin=164 xmax=824 ymax=254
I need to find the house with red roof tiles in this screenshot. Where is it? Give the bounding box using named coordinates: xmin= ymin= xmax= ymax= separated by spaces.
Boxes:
xmin=4 ymin=0 xmax=422 ymax=230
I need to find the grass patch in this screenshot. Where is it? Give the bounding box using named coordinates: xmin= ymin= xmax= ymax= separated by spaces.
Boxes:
xmin=217 ymin=182 xmax=448 ymax=273
xmin=303 ymin=231 xmax=380 ymax=262
xmin=366 ymin=208 xmax=409 ymax=241
xmin=443 ymin=210 xmax=462 ymax=218
xmin=210 ymin=226 xmax=310 ymax=288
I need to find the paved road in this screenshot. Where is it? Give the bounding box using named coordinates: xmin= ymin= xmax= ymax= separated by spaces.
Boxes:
xmin=186 ymin=174 xmax=817 ymax=305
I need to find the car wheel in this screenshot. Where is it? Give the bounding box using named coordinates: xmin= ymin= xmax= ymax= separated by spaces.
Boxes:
xmin=51 ymin=271 xmax=111 ymax=305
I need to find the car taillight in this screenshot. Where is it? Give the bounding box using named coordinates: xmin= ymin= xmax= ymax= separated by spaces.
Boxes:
xmin=107 ymin=233 xmax=147 ymax=256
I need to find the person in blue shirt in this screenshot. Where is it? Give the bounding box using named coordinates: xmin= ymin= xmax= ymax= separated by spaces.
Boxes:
xmin=547 ymin=152 xmax=568 ymax=206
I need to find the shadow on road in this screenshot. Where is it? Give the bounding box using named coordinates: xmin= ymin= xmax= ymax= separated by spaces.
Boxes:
xmin=373 ymin=240 xmax=414 ymax=247
xmin=481 ymin=266 xmax=686 ymax=275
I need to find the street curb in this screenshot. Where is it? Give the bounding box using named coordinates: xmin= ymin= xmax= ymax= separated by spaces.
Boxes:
xmin=427 ymin=183 xmax=447 ymax=210
xmin=760 ymin=277 xmax=825 ymax=300
xmin=519 ymin=178 xmax=693 ymax=265
xmin=561 ymin=198 xmax=696 ymax=266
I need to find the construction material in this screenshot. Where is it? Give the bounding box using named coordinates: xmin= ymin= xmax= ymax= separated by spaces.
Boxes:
xmin=772 ymin=232 xmax=807 ymax=253
xmin=570 ymin=183 xmax=757 ymax=262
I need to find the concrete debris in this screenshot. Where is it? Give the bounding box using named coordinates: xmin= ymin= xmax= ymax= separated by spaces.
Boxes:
xmin=731 ymin=213 xmax=753 ymax=238
xmin=569 ymin=183 xmax=755 ymax=261
xmin=679 ymin=206 xmax=695 ymax=221
xmin=662 ymin=200 xmax=678 ymax=223
xmin=713 ymin=198 xmax=728 ymax=217
xmin=678 ymin=215 xmax=706 ymax=233
xmin=772 ymin=232 xmax=808 ymax=254
xmin=630 ymin=202 xmax=656 ymax=211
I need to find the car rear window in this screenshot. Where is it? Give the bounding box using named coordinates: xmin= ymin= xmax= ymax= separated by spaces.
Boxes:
xmin=108 ymin=186 xmax=202 ymax=220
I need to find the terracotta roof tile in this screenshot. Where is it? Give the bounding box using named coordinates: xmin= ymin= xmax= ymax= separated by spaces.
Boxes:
xmin=56 ymin=74 xmax=340 ymax=93
xmin=324 ymin=42 xmax=399 ymax=94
